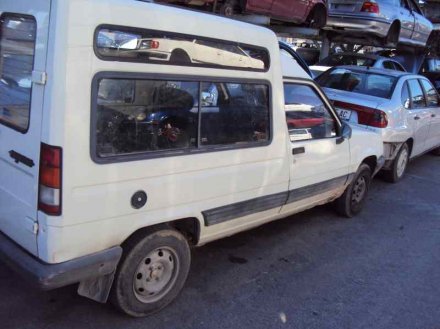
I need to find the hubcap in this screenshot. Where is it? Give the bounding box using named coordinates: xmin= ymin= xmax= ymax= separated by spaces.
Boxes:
xmin=396 ymin=148 xmax=409 ymax=178
xmin=133 ymin=247 xmax=179 ymax=303
xmin=351 ymin=176 xmax=367 ymax=204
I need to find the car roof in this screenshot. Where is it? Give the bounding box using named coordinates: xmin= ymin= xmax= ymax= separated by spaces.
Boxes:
xmin=328 ymin=65 xmax=412 ymax=77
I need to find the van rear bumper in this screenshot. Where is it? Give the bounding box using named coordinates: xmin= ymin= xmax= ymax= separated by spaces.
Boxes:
xmin=0 ymin=231 xmax=122 ymax=290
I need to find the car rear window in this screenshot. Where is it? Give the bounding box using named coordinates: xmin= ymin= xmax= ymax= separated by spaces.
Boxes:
xmin=318 ymin=55 xmax=375 ymax=67
xmin=0 ymin=14 xmax=36 ymax=132
xmin=95 ymin=25 xmax=270 ymax=72
xmin=317 ymin=68 xmax=397 ymax=99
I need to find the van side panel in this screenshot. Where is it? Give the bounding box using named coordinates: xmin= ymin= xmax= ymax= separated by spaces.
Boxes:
xmin=37 ymin=0 xmax=290 ymax=263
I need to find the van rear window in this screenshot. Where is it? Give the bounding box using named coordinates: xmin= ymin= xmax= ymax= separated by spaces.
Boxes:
xmin=92 ymin=75 xmax=270 ymax=162
xmin=0 ymin=14 xmax=36 ymax=132
xmin=95 ymin=26 xmax=269 ymax=72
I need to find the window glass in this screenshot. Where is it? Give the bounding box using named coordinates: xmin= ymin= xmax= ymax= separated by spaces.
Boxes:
xmin=401 ymin=81 xmax=410 ymax=109
xmin=284 ymin=83 xmax=337 ymax=141
xmin=200 ymin=82 xmax=270 ymax=146
xmin=407 ymin=79 xmax=426 ymax=108
xmin=383 ymin=61 xmax=395 ymax=70
xmin=0 ymin=14 xmax=36 ymax=132
xmin=96 ymin=78 xmax=199 ymax=157
xmin=94 ymin=78 xmax=270 ymax=159
xmin=420 ymin=79 xmax=439 ymax=107
xmin=318 ymin=55 xmax=375 ymax=67
xmin=95 ymin=26 xmax=269 ymax=71
xmin=317 ymin=68 xmax=396 ymax=99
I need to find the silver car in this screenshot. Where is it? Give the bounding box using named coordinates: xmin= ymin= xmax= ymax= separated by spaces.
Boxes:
xmin=325 ymin=0 xmax=433 ymax=47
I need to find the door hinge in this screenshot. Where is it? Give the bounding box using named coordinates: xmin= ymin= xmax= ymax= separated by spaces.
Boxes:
xmin=33 ymin=222 xmax=39 ymax=235
xmin=32 ymin=70 xmax=47 ymax=85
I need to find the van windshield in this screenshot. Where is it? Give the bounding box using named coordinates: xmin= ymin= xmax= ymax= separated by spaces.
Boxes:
xmin=317 ymin=68 xmax=397 ymax=99
xmin=0 ymin=14 xmax=36 ymax=132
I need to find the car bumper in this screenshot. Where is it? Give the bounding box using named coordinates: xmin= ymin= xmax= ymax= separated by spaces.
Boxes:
xmin=0 ymin=231 xmax=122 ymax=290
xmin=325 ymin=14 xmax=390 ymax=37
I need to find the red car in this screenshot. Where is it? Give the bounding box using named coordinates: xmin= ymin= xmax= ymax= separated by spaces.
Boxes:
xmin=159 ymin=0 xmax=328 ymax=28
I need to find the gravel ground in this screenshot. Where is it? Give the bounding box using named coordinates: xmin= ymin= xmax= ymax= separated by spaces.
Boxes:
xmin=0 ymin=155 xmax=439 ymax=329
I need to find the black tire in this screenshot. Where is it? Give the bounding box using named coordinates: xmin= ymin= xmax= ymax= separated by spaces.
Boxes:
xmin=307 ymin=6 xmax=327 ymax=29
xmin=384 ymin=22 xmax=400 ymax=47
xmin=335 ymin=163 xmax=372 ymax=218
xmin=110 ymin=228 xmax=191 ymax=317
xmin=382 ymin=143 xmax=409 ymax=183
xmin=220 ymin=0 xmax=237 ymax=16
xmin=431 ymin=146 xmax=440 ymax=156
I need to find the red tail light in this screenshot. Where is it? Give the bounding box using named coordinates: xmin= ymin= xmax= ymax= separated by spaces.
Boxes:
xmin=150 ymin=40 xmax=160 ymax=49
xmin=140 ymin=39 xmax=160 ymax=49
xmin=38 ymin=143 xmax=62 ymax=216
xmin=361 ymin=1 xmax=380 ymax=13
xmin=334 ymin=101 xmax=388 ymax=128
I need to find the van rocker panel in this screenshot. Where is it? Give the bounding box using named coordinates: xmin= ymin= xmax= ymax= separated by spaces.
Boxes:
xmin=0 ymin=231 xmax=122 ymax=290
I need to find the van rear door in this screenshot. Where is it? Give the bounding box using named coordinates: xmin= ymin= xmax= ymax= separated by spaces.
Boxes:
xmin=0 ymin=1 xmax=51 ymax=256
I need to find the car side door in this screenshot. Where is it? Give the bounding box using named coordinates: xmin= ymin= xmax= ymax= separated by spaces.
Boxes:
xmin=398 ymin=0 xmax=416 ymax=43
xmin=406 ymin=78 xmax=431 ymax=156
xmin=406 ymin=0 xmax=432 ymax=44
xmin=420 ymin=78 xmax=440 ymax=150
xmin=246 ymin=0 xmax=274 ymax=13
xmin=270 ymin=0 xmax=307 ymax=21
xmin=280 ymin=79 xmax=350 ymax=215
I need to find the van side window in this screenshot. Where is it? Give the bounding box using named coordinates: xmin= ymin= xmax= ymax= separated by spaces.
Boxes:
xmin=0 ymin=14 xmax=36 ymax=132
xmin=283 ymin=83 xmax=337 ymax=141
xmin=200 ymin=82 xmax=270 ymax=145
xmin=96 ymin=78 xmax=199 ymax=157
xmin=95 ymin=26 xmax=269 ymax=72
xmin=94 ymin=77 xmax=270 ymax=160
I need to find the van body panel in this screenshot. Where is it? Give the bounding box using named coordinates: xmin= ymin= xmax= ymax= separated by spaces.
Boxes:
xmin=0 ymin=1 xmax=51 ymax=256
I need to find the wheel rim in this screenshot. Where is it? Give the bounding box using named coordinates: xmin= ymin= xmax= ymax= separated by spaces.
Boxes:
xmin=396 ymin=147 xmax=409 ymax=178
xmin=351 ymin=176 xmax=367 ymax=205
xmin=133 ymin=247 xmax=179 ymax=303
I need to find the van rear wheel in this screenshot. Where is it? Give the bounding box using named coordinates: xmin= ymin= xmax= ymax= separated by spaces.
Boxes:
xmin=335 ymin=164 xmax=372 ymax=218
xmin=110 ymin=228 xmax=191 ymax=317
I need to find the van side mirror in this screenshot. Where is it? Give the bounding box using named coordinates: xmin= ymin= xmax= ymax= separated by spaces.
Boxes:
xmin=336 ymin=122 xmax=352 ymax=144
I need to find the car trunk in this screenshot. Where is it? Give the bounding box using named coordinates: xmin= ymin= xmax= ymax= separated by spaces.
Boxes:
xmin=322 ymin=87 xmax=386 ymax=127
xmin=0 ymin=1 xmax=51 ymax=256
xmin=328 ymin=0 xmax=363 ymax=13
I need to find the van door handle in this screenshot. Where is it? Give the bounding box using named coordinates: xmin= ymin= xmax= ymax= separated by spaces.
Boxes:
xmin=9 ymin=150 xmax=35 ymax=168
xmin=414 ymin=116 xmax=420 ymax=120
xmin=292 ymin=147 xmax=305 ymax=155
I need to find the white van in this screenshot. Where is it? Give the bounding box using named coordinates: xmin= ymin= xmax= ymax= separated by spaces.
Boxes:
xmin=0 ymin=0 xmax=383 ymax=317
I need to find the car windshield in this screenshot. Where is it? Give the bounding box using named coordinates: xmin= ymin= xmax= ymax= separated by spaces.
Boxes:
xmin=318 ymin=54 xmax=376 ymax=67
xmin=317 ymin=68 xmax=397 ymax=99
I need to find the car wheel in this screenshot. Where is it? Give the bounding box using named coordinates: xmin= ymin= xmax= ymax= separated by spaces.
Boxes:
xmin=335 ymin=163 xmax=372 ymax=218
xmin=307 ymin=6 xmax=326 ymax=29
xmin=383 ymin=143 xmax=409 ymax=183
xmin=110 ymin=228 xmax=191 ymax=317
xmin=384 ymin=22 xmax=400 ymax=47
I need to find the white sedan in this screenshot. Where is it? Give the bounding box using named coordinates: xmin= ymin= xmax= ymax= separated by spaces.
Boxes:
xmin=317 ymin=66 xmax=440 ymax=182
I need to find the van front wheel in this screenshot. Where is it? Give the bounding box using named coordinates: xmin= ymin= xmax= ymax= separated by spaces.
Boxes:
xmin=335 ymin=164 xmax=372 ymax=218
xmin=111 ymin=228 xmax=191 ymax=317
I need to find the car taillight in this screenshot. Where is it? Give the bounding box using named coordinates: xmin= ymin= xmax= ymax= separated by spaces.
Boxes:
xmin=38 ymin=143 xmax=62 ymax=216
xmin=140 ymin=39 xmax=160 ymax=49
xmin=334 ymin=100 xmax=388 ymax=128
xmin=361 ymin=0 xmax=380 ymax=13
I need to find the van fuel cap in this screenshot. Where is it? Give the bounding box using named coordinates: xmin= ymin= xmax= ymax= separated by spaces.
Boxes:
xmin=131 ymin=191 xmax=147 ymax=209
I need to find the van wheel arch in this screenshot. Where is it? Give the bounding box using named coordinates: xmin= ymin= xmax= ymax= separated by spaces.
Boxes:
xmin=361 ymin=155 xmax=377 ymax=174
xmin=121 ymin=218 xmax=201 ymax=250
xmin=169 ymin=49 xmax=191 ymax=64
